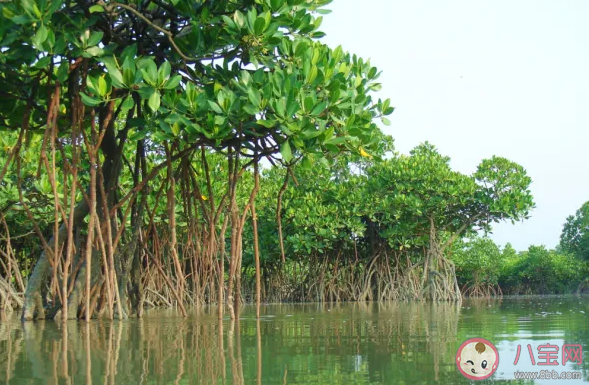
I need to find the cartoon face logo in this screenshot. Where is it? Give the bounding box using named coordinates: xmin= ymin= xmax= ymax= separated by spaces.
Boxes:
xmin=456 ymin=338 xmax=499 ymax=380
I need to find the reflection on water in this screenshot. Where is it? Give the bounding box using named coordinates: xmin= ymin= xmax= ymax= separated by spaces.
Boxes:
xmin=0 ymin=297 xmax=588 ymax=384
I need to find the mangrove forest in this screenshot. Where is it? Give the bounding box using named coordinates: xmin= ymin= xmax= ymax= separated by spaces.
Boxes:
xmin=0 ymin=0 xmax=586 ymax=324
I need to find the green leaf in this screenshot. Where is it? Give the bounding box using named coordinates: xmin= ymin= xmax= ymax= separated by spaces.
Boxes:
xmin=79 ymin=92 xmax=102 ymax=107
xmin=323 ymin=125 xmax=334 ymax=141
xmin=301 ymin=128 xmax=322 ymax=139
xmin=102 ymin=57 xmax=125 ymax=88
xmin=325 ymin=144 xmax=339 ymax=153
xmin=48 ymin=0 xmax=64 ymax=14
xmin=87 ymin=31 xmax=104 ymax=47
xmin=121 ymin=45 xmax=138 ymax=62
xmin=247 ymin=87 xmax=261 ymax=107
xmin=44 ymin=29 xmax=56 ymax=50
xmin=233 ymin=11 xmax=246 ymax=28
xmin=56 ymin=62 xmax=69 ymax=83
xmin=120 ymin=96 xmax=135 ymax=111
xmin=280 ymin=140 xmax=292 ymax=162
xmin=304 ymin=96 xmax=314 ymax=113
xmin=32 ymin=4 xmax=42 ymax=18
xmin=2 ymin=5 xmax=13 ymax=17
xmin=123 ymin=68 xmax=135 ymax=87
xmin=369 ymin=83 xmax=382 ymax=91
xmin=254 ymin=17 xmax=266 ymax=35
xmin=314 ymin=16 xmax=324 ymax=29
xmin=325 ymin=136 xmax=345 ymax=146
xmin=270 ymin=0 xmax=282 ymax=11
xmin=128 ymin=130 xmax=147 ymax=141
xmin=22 ymin=0 xmax=41 ymax=18
xmin=86 ymin=76 xmax=100 ymax=95
xmin=310 ymin=101 xmax=327 ymax=116
xmin=171 ymin=122 xmax=181 ymax=136
xmin=275 ymin=99 xmax=286 ymax=117
xmin=33 ymin=56 xmax=52 ymax=69
xmin=89 ymin=5 xmax=104 ymax=13
xmin=11 ymin=15 xmax=32 ymax=25
xmin=300 ymin=155 xmax=312 ymax=170
xmin=243 ymin=104 xmax=258 ymax=115
xmin=148 ymin=91 xmax=161 ymax=112
xmin=256 ymin=119 xmax=276 ymax=128
xmin=241 ymin=70 xmax=252 ymax=86
xmin=84 ymin=46 xmax=104 ymax=57
xmin=221 ymin=15 xmax=236 ymax=29
xmin=136 ymin=85 xmax=155 ymax=100
xmin=97 ymin=76 xmax=108 ymax=96
xmin=208 ymin=101 xmax=223 ymax=114
xmin=163 ymin=75 xmax=182 ymax=90
xmin=246 ymin=9 xmax=257 ymax=33
xmin=333 ymin=45 xmax=344 ymax=63
xmin=381 ymin=117 xmax=391 ymax=126
xmin=263 ymin=11 xmax=271 ymax=29
xmin=158 ymin=61 xmax=171 ymax=85
xmin=306 ymin=66 xmax=317 ymax=84
xmin=32 ymin=25 xmax=48 ymax=49
xmin=140 ymin=59 xmax=158 ymax=85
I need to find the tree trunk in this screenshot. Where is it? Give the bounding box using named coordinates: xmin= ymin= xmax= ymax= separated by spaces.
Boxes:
xmin=21 ymin=198 xmax=89 ymax=321
xmin=251 ymin=161 xmax=261 ymax=317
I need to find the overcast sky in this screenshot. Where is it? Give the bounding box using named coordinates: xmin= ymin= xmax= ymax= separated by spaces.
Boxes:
xmin=320 ymin=0 xmax=589 ymax=251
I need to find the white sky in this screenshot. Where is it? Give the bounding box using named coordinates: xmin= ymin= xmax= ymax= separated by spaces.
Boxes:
xmin=321 ymin=0 xmax=589 ymax=251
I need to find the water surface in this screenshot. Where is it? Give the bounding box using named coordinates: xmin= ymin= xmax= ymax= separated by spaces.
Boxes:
xmin=0 ymin=296 xmax=588 ymax=384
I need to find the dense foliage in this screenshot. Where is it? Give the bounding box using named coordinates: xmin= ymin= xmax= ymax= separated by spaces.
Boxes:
xmin=453 ymin=237 xmax=507 ymax=297
xmin=0 ymin=0 xmax=393 ymax=320
xmin=452 ymin=239 xmax=588 ymax=296
xmin=243 ymin=143 xmax=535 ymax=302
xmin=452 ymin=197 xmax=589 ymax=296
xmin=500 ymin=245 xmax=584 ymax=294
xmin=560 ymin=201 xmax=589 ymax=261
xmin=0 ymin=0 xmax=579 ymax=322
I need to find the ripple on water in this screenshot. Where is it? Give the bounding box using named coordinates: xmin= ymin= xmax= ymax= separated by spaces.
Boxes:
xmin=0 ymin=296 xmax=587 ymax=384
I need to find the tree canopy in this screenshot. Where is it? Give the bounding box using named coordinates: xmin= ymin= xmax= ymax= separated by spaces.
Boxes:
xmin=560 ymin=201 xmax=589 ymax=261
xmin=0 ymin=0 xmax=395 ymax=320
